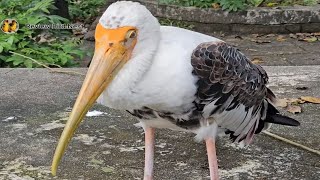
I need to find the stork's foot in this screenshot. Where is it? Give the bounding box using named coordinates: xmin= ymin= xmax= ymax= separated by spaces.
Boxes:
xmin=205 ymin=138 xmax=219 ymax=180
xmin=144 ymin=127 xmax=155 ymax=180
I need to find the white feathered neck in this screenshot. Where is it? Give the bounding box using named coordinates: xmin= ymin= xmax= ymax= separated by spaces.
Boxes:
xmin=97 ymin=1 xmax=161 ymax=109
xmin=97 ymin=1 xmax=221 ymax=113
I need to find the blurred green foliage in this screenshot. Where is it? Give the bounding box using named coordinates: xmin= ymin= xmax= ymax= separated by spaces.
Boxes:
xmin=159 ymin=0 xmax=247 ymax=11
xmin=0 ymin=0 xmax=84 ymax=67
xmin=160 ymin=0 xmax=319 ymax=11
xmin=68 ymin=0 xmax=106 ymax=24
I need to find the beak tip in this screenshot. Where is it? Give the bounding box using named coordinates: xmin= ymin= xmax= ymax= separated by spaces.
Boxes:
xmin=51 ymin=164 xmax=57 ymax=176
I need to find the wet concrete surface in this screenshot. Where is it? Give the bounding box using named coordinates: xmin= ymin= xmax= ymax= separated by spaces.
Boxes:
xmin=0 ymin=68 xmax=319 ymax=180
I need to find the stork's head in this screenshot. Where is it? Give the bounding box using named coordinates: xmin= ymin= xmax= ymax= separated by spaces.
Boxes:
xmin=51 ymin=1 xmax=160 ymax=176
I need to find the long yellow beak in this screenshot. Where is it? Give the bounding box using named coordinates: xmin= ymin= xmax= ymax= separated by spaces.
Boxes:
xmin=51 ymin=40 xmax=130 ymax=176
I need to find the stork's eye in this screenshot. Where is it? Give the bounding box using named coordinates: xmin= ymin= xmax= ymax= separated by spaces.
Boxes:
xmin=126 ymin=30 xmax=137 ymax=39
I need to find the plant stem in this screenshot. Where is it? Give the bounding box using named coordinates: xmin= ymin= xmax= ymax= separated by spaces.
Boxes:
xmin=9 ymin=51 xmax=85 ymax=76
xmin=263 ymin=131 xmax=320 ymax=156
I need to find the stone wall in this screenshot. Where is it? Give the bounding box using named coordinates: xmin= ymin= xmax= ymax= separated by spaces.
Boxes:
xmin=85 ymin=0 xmax=320 ymax=39
xmin=141 ymin=1 xmax=320 ymax=34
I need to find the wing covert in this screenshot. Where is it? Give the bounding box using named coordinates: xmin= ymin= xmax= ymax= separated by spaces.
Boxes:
xmin=191 ymin=41 xmax=269 ymax=143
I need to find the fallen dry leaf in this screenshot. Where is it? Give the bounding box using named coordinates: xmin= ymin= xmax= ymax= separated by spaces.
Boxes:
xmin=212 ymin=3 xmax=220 ymax=9
xmin=275 ymin=98 xmax=288 ymax=108
xmin=287 ymin=98 xmax=305 ymax=105
xmin=276 ymin=35 xmax=286 ymax=42
xmin=303 ymin=37 xmax=318 ymax=43
xmin=286 ymin=104 xmax=302 ymax=114
xmin=234 ymin=35 xmax=243 ymax=39
xmin=296 ymin=33 xmax=308 ymax=37
xmin=296 ymin=33 xmax=314 ymax=41
xmin=266 ymin=34 xmax=276 ymax=37
xmin=251 ymin=58 xmax=264 ymax=64
xmin=312 ymin=32 xmax=320 ymax=36
xmin=248 ymin=48 xmax=258 ymax=52
xmin=289 ymin=33 xmax=297 ymax=39
xmin=275 ymin=98 xmax=306 ymax=108
xmin=33 ymin=32 xmax=56 ymax=43
xmin=300 ymin=96 xmax=320 ymax=104
xmin=252 ymin=34 xmax=261 ymax=38
xmin=251 ymin=39 xmax=271 ymax=44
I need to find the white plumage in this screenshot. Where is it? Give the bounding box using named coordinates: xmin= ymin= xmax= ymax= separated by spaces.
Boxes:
xmin=97 ymin=2 xmax=222 ymax=139
xmin=98 ymin=27 xmax=221 ymax=111
xmin=98 ymin=26 xmax=222 ymax=135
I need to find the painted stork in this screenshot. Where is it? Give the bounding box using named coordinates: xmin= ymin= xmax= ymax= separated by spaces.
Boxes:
xmin=51 ymin=1 xmax=300 ymax=179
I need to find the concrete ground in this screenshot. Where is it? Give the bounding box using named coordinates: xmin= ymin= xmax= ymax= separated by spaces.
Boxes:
xmin=223 ymin=34 xmax=320 ymax=66
xmin=1 ymin=33 xmax=320 ymax=180
xmin=0 ymin=67 xmax=319 ymax=180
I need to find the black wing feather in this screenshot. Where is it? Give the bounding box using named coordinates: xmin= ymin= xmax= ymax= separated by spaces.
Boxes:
xmin=191 ymin=42 xmax=268 ymax=113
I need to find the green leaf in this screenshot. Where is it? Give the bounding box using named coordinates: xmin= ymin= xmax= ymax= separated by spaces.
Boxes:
xmin=12 ymin=59 xmax=24 ymax=66
xmin=18 ymin=41 xmax=29 ymax=48
xmin=267 ymin=2 xmax=278 ymax=7
xmin=41 ymin=7 xmax=50 ymax=14
xmin=303 ymin=0 xmax=318 ymax=6
xmin=70 ymin=49 xmax=85 ymax=59
xmin=44 ymin=56 xmax=54 ymax=64
xmin=249 ymin=0 xmax=264 ymax=7
xmin=0 ymin=55 xmax=6 ymax=61
xmin=7 ymin=36 xmax=14 ymax=45
xmin=1 ymin=41 xmax=13 ymax=52
xmin=48 ymin=15 xmax=69 ymax=24
xmin=24 ymin=59 xmax=33 ymax=68
xmin=303 ymin=37 xmax=318 ymax=42
xmin=61 ymin=58 xmax=68 ymax=65
xmin=26 ymin=0 xmax=54 ymax=15
xmin=62 ymin=45 xmax=72 ymax=53
xmin=25 ymin=14 xmax=46 ymax=25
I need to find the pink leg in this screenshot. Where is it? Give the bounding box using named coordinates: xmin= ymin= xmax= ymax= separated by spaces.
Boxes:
xmin=144 ymin=127 xmax=155 ymax=180
xmin=205 ymin=138 xmax=219 ymax=180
